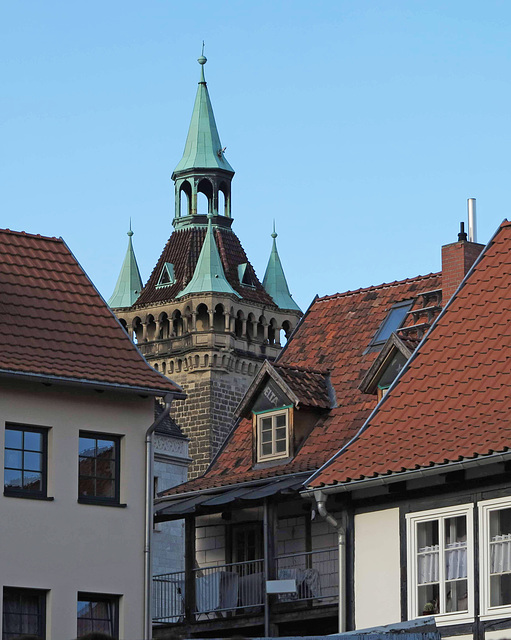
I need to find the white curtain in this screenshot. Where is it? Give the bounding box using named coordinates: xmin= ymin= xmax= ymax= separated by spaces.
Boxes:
xmin=491 ymin=533 xmax=511 ymax=574
xmin=418 ymin=542 xmax=467 ymax=583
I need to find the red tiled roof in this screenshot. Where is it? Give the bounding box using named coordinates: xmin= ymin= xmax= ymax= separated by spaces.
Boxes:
xmin=272 ymin=363 xmax=332 ymax=409
xmin=134 ymin=226 xmax=276 ymax=307
xmin=162 ymin=271 xmax=442 ymax=495
xmin=0 ymin=229 xmax=181 ymax=395
xmin=310 ymin=221 xmax=511 ymax=488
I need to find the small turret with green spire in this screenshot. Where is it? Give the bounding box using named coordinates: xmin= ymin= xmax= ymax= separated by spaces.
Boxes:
xmin=176 ymin=214 xmax=240 ymax=299
xmin=263 ymin=223 xmax=301 ymax=312
xmin=172 ymin=47 xmax=235 ymax=228
xmin=108 ymin=225 xmax=143 ymax=308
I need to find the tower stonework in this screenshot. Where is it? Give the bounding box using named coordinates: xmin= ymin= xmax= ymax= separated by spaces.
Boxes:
xmin=111 ymin=56 xmax=301 ymax=478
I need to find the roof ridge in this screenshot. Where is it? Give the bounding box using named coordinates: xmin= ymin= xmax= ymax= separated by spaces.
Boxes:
xmin=0 ymin=228 xmax=63 ymax=243
xmin=317 ymin=272 xmax=441 ymax=302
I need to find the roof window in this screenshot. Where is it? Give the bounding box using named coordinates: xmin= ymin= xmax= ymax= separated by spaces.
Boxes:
xmin=238 ymin=263 xmax=256 ymax=288
xmin=156 ymin=263 xmax=175 ymax=288
xmin=370 ymin=300 xmax=413 ymax=348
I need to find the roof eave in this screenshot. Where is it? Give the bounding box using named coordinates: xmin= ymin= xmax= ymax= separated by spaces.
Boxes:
xmin=0 ymin=368 xmax=187 ymax=398
xmin=302 ymin=449 xmax=511 ymax=498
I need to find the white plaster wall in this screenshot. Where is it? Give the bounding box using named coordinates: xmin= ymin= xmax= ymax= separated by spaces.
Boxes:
xmin=485 ymin=631 xmax=511 ymax=640
xmin=354 ymin=507 xmax=401 ymax=630
xmin=0 ymin=379 xmax=154 ymax=640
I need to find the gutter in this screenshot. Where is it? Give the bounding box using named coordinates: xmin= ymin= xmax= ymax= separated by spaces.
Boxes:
xmin=144 ymin=393 xmax=176 ymax=640
xmin=302 ymin=449 xmax=511 ymax=498
xmin=314 ymin=490 xmax=346 ymax=633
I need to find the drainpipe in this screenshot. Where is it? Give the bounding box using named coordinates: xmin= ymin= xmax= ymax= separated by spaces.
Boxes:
xmin=314 ymin=490 xmax=346 ymax=633
xmin=144 ymin=393 xmax=175 ymax=640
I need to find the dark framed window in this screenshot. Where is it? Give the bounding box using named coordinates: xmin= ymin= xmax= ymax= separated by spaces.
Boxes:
xmin=370 ymin=300 xmax=413 ymax=348
xmin=2 ymin=587 xmax=46 ymax=640
xmin=4 ymin=425 xmax=48 ymax=498
xmin=78 ymin=432 xmax=120 ymax=505
xmin=77 ymin=593 xmax=118 ymax=638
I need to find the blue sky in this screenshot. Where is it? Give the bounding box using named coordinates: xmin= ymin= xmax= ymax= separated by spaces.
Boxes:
xmin=1 ymin=1 xmax=510 ymax=311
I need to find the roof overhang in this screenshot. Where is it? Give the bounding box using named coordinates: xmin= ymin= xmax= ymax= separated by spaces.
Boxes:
xmin=0 ymin=369 xmax=186 ymax=399
xmin=302 ymin=449 xmax=511 ymax=498
xmin=155 ymin=472 xmax=311 ymax=522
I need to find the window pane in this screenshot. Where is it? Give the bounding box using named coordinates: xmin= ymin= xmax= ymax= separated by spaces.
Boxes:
xmin=5 ymin=450 xmax=22 ymax=469
xmin=261 ymin=418 xmax=272 ymax=431
xmin=97 ymin=440 xmax=115 ymax=459
xmin=4 ymin=469 xmax=22 ymax=489
xmin=375 ymin=304 xmax=411 ymax=343
xmin=275 ymin=427 xmax=287 ymax=441
xmin=23 ymin=471 xmax=42 ymax=492
xmin=79 ymin=476 xmax=95 ymax=497
xmin=5 ymin=429 xmax=22 ymax=449
xmin=446 ymin=579 xmax=468 ymax=612
xmin=79 ymin=437 xmax=96 ymax=457
xmin=276 ymin=414 xmax=286 ymax=428
xmin=490 ymin=507 xmax=511 ymax=607
xmin=261 ymin=443 xmax=272 ymax=456
xmin=445 ymin=516 xmax=467 ymax=580
xmin=24 ymin=431 xmax=42 ymax=452
xmin=24 ymin=451 xmax=42 ymax=472
xmin=276 ymin=439 xmax=286 ymax=453
xmin=418 ymin=583 xmax=439 ymax=615
xmin=95 ymin=478 xmax=115 ymax=498
xmin=261 ymin=430 xmax=272 ymax=444
xmin=96 ymin=460 xmax=115 ymax=479
xmin=491 ymin=574 xmax=511 ymax=607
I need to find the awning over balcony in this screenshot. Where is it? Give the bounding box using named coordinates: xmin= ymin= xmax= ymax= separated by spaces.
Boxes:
xmin=155 ymin=473 xmax=309 ymax=522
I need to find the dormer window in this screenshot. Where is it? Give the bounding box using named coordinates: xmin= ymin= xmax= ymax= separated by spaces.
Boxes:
xmin=238 ymin=263 xmax=256 ymax=288
xmin=370 ymin=300 xmax=413 ymax=348
xmin=256 ymin=408 xmax=290 ymax=462
xmin=156 ymin=263 xmax=175 ymax=288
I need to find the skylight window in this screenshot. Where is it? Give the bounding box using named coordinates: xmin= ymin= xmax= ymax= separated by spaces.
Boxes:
xmin=370 ymin=300 xmax=413 ymax=347
xmin=237 ymin=263 xmax=256 ymax=288
xmin=156 ymin=263 xmax=175 ymax=288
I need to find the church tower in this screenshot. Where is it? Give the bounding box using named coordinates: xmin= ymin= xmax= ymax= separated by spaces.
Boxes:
xmin=110 ymin=54 xmax=302 ymax=478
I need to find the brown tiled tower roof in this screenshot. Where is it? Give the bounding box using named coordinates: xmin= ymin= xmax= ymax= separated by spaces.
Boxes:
xmin=134 ymin=225 xmax=275 ymax=308
xmin=0 ymin=228 xmax=182 ymax=396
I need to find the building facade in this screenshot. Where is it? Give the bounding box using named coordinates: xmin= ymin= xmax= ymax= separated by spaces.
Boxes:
xmin=0 ymin=229 xmax=183 ymax=640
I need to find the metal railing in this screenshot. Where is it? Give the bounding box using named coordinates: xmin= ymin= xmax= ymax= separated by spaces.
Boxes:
xmin=275 ymin=547 xmax=338 ymax=604
xmin=153 ymin=548 xmax=338 ymax=623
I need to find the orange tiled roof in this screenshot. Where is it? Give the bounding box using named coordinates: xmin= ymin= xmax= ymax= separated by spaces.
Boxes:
xmin=310 ymin=221 xmax=511 ymax=488
xmin=134 ymin=226 xmax=275 ymax=307
xmin=272 ymin=363 xmax=333 ymax=410
xmin=0 ymin=229 xmax=181 ymax=395
xmin=162 ymin=271 xmax=442 ymax=495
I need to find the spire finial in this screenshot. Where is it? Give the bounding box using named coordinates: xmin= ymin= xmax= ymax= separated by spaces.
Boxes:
xmin=271 ymin=220 xmax=277 ymax=239
xmin=198 ymin=42 xmax=207 ymax=83
xmin=128 ymin=218 xmax=134 ymax=237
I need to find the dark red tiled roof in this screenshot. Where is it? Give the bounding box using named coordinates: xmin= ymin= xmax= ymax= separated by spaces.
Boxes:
xmin=310 ymin=221 xmax=511 ymax=488
xmin=162 ymin=272 xmax=442 ymax=495
xmin=0 ymin=229 xmax=181 ymax=395
xmin=272 ymin=363 xmax=332 ymax=409
xmin=134 ymin=226 xmax=276 ymax=307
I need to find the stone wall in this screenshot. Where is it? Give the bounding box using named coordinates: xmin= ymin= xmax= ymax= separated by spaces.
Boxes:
xmin=169 ymin=366 xmax=255 ymax=478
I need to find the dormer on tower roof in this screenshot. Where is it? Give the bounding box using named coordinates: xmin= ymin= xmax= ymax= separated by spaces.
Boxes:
xmin=108 ymin=226 xmax=143 ymax=308
xmin=176 ymin=214 xmax=240 ymax=299
xmin=263 ymin=225 xmax=301 ymax=312
xmin=172 ymin=52 xmax=234 ymax=231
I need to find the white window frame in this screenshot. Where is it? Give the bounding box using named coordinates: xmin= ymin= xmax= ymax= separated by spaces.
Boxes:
xmin=479 ymin=496 xmax=511 ymax=620
xmin=406 ymin=503 xmax=474 ymax=626
xmin=256 ymin=408 xmax=290 ymax=462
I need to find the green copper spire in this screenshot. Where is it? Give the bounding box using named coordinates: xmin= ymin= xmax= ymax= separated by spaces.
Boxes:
xmin=263 ymin=224 xmax=301 ymax=312
xmin=176 ymin=214 xmax=240 ymax=299
xmin=173 ymin=52 xmax=234 ymax=175
xmin=108 ymin=225 xmax=143 ymax=308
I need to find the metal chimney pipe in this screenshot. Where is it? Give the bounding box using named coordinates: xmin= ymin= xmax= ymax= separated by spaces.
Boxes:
xmin=468 ymin=198 xmax=477 ymax=242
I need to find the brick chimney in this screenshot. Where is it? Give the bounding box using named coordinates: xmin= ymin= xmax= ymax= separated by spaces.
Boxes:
xmin=442 ymin=222 xmax=484 ymax=304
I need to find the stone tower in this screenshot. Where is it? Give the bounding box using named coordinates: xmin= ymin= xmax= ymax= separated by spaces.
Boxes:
xmin=110 ymin=55 xmax=302 ymax=478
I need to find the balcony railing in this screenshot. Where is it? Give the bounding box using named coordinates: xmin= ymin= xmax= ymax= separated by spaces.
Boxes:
xmin=153 ymin=548 xmax=338 ymax=624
